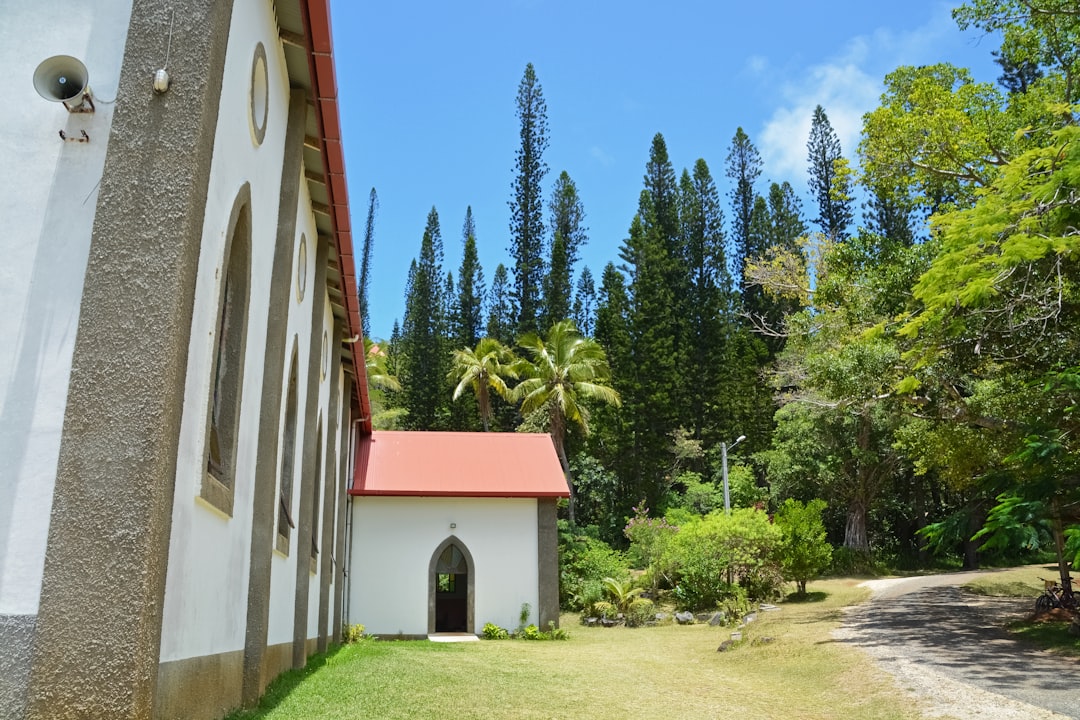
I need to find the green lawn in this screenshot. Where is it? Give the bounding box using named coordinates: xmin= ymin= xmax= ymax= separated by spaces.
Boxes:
xmin=228 ymin=580 xmax=926 ymax=720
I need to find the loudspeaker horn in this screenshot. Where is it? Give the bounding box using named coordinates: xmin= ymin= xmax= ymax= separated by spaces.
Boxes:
xmin=33 ymin=55 xmax=92 ymax=111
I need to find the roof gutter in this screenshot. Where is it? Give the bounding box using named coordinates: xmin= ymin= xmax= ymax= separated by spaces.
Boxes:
xmin=300 ymin=0 xmax=373 ymax=434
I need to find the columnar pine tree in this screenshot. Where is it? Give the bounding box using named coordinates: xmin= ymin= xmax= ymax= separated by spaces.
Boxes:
xmin=619 ymin=134 xmax=684 ymax=510
xmin=679 ymin=159 xmax=735 ymax=449
xmin=508 ymin=63 xmax=549 ymax=336
xmin=454 ymin=207 xmax=486 ymax=349
xmin=486 ymin=263 xmax=514 ymax=345
xmin=725 ymin=128 xmax=762 ymax=289
xmin=401 ymin=207 xmax=449 ymax=430
xmin=543 ymin=171 xmax=588 ymax=329
xmin=358 ymin=187 xmax=378 ymax=334
xmin=765 ymin=181 xmax=807 ymax=251
xmin=590 ymin=262 xmax=635 ymax=533
xmin=572 ymin=266 xmax=597 ymax=337
xmin=807 ymin=105 xmax=853 ymax=239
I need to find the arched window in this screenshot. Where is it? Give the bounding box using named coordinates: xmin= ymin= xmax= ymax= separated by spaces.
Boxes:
xmin=276 ymin=348 xmax=299 ymax=554
xmin=202 ymin=187 xmax=251 ymax=516
xmin=309 ymin=419 xmax=322 ymax=573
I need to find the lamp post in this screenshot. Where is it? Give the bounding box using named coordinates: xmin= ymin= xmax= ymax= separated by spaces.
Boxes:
xmin=722 ymin=435 xmax=746 ymax=515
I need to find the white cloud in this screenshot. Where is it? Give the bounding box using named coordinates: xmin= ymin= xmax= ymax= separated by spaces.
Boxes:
xmin=758 ymin=6 xmax=964 ymax=186
xmin=759 ymin=61 xmax=878 ymax=182
xmin=591 ymin=145 xmax=614 ymax=166
xmin=745 ymin=55 xmax=768 ymax=74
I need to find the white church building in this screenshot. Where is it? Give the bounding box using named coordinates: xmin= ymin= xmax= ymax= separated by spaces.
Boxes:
xmin=0 ymin=1 xmax=567 ymax=719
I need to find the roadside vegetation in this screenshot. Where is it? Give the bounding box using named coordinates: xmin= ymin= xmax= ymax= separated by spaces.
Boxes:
xmin=964 ymin=566 xmax=1080 ymax=657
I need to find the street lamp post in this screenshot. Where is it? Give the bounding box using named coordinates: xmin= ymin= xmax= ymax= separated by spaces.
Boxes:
xmin=722 ymin=434 xmax=746 ymax=515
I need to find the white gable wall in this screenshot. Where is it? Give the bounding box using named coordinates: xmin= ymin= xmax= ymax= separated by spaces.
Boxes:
xmin=349 ymin=497 xmax=540 ymax=636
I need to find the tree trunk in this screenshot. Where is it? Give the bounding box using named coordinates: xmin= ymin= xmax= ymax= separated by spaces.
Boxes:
xmin=550 ymin=413 xmax=574 ymax=525
xmin=915 ymin=475 xmax=929 ymax=565
xmin=1051 ymin=498 xmax=1072 ymax=591
xmin=962 ymin=500 xmax=983 ymax=570
xmin=844 ymin=500 xmax=869 ymax=552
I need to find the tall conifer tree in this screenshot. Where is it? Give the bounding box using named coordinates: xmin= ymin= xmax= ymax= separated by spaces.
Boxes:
xmin=454 ymin=207 xmax=486 ymax=348
xmin=358 ymin=187 xmax=378 ymax=335
xmin=401 ymin=207 xmax=448 ymax=430
xmin=509 ymin=63 xmax=549 ymax=336
xmin=486 ymin=263 xmax=514 ymax=344
xmin=807 ymin=105 xmax=853 ymax=239
xmin=680 ymin=159 xmax=735 ymax=448
xmin=618 ymin=134 xmax=684 ymax=509
xmin=726 ymin=128 xmax=762 ymax=289
xmin=543 ymin=171 xmax=587 ymax=329
xmin=572 ymin=266 xmax=597 ymax=337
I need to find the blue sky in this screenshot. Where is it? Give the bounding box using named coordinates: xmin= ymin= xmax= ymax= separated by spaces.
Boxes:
xmin=330 ymin=1 xmax=1001 ymax=341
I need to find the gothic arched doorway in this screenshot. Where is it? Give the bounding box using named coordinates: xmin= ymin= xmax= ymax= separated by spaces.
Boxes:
xmin=428 ymin=537 xmax=474 ymax=633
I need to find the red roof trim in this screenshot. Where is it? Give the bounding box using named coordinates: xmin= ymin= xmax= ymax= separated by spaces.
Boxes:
xmin=301 ymin=0 xmax=372 ymax=433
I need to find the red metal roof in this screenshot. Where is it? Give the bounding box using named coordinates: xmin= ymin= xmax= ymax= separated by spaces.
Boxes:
xmin=351 ymin=431 xmax=571 ymax=498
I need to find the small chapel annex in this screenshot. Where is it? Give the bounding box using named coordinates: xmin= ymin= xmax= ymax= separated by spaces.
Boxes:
xmin=348 ymin=431 xmax=568 ymax=638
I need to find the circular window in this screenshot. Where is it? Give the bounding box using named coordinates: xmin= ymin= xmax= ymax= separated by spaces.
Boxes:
xmin=249 ymin=43 xmax=268 ymax=146
xmin=296 ymin=234 xmax=308 ymax=302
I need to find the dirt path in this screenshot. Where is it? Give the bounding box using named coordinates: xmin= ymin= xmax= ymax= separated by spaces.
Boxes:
xmin=835 ymin=572 xmax=1080 ymax=719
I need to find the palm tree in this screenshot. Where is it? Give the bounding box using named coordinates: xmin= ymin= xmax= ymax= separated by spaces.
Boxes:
xmin=364 ymin=338 xmax=407 ymax=429
xmin=448 ymin=338 xmax=518 ymax=431
xmin=513 ymin=319 xmax=621 ymax=523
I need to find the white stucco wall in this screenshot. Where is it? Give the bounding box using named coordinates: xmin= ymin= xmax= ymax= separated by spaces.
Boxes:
xmin=266 ymin=182 xmax=320 ymax=649
xmin=0 ymin=0 xmax=132 ymax=616
xmin=159 ymin=0 xmax=294 ymax=663
xmin=349 ymin=497 xmax=541 ymax=636
xmin=307 ymin=295 xmax=335 ymax=639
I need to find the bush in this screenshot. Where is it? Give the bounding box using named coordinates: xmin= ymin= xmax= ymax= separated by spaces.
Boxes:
xmin=518 ymin=622 xmax=569 ymax=640
xmin=481 ymin=622 xmax=509 ymax=640
xmin=775 ymin=498 xmax=833 ymax=595
xmin=624 ymin=598 xmax=655 ymax=628
xmin=829 ymin=546 xmax=884 ymax=576
xmin=664 ymin=508 xmax=783 ymax=610
xmin=559 ymin=525 xmax=630 ymax=610
xmin=342 ymin=624 xmax=366 ymax=643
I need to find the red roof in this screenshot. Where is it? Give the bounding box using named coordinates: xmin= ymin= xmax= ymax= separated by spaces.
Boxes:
xmin=351 ymin=431 xmax=570 ymax=498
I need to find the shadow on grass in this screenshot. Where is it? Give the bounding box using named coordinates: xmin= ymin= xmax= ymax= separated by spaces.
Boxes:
xmin=225 ymin=644 xmax=348 ymax=720
xmin=1007 ymin=619 xmax=1080 ymax=657
xmin=785 ymin=591 xmax=828 ymax=604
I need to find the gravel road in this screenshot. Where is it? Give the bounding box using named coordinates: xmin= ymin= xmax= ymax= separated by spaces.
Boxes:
xmin=834 ymin=572 xmax=1080 ymax=719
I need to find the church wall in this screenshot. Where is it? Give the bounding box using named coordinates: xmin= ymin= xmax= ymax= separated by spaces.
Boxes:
xmin=24 ymin=0 xmax=241 ymax=716
xmin=158 ymin=0 xmax=293 ymax=670
xmin=266 ymin=179 xmax=320 ymax=650
xmin=307 ymin=296 xmax=336 ymax=640
xmin=349 ymin=497 xmax=541 ymax=636
xmin=0 ymin=0 xmax=132 ymax=628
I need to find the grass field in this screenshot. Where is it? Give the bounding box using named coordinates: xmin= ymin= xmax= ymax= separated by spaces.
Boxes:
xmin=227 ymin=580 xmax=926 ymax=720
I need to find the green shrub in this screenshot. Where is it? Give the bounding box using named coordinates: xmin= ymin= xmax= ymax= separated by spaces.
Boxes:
xmin=518 ymin=622 xmax=569 ymax=640
xmin=559 ymin=528 xmax=630 ymax=610
xmin=624 ymin=598 xmax=655 ymax=628
xmin=481 ymin=622 xmax=509 ymax=640
xmin=775 ymin=498 xmax=833 ymax=595
xmin=829 ymin=546 xmax=883 ymax=576
xmin=664 ymin=508 xmax=783 ymax=610
xmin=342 ymin=624 xmax=366 ymax=643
